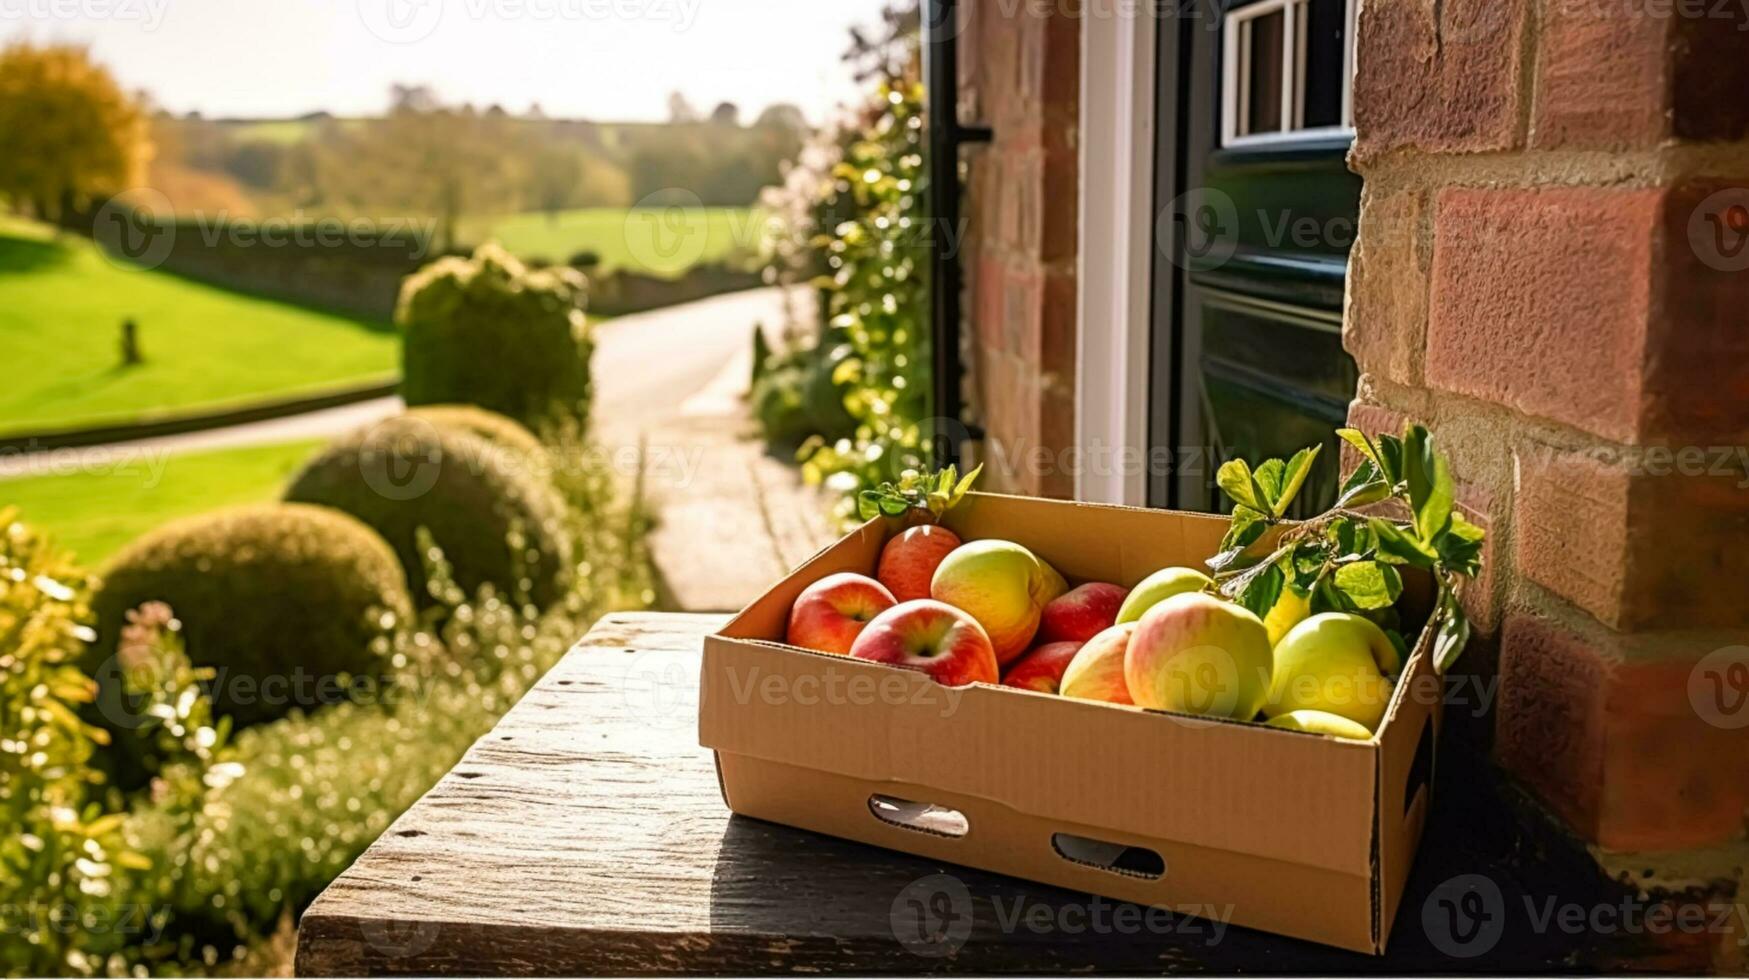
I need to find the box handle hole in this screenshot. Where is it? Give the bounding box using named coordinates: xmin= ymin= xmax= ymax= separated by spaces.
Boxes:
xmin=868 ymin=794 xmax=969 ymax=838
xmin=1051 ymin=833 xmax=1165 ymax=879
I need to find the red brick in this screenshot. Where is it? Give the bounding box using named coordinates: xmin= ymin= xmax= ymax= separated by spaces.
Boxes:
xmin=1516 ymin=444 xmax=1749 ymax=631
xmin=1040 ymin=144 xmax=1078 ymax=265
xmin=1533 ymin=3 xmax=1672 ymax=149
xmin=1040 ymin=268 xmax=1077 ymax=377
xmin=1003 ymin=264 xmax=1042 ymax=361
xmin=1650 ymin=180 xmax=1749 ymax=443
xmin=1673 ymin=13 xmax=1749 ymax=142
xmin=1039 ymin=381 xmax=1076 ymax=500
xmin=1454 ymin=481 xmax=1501 ymax=633
xmin=1429 ymin=183 xmax=1749 ymax=445
xmin=1427 ymin=187 xmax=1657 ymax=443
xmin=1351 ymin=0 xmax=1528 ymax=163
xmin=973 ymin=254 xmax=1006 ymax=353
xmin=1344 ymin=190 xmax=1428 ymax=383
xmin=1496 ymin=613 xmax=1749 ymax=851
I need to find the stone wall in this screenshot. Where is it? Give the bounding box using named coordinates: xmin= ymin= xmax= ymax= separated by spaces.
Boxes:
xmin=1345 ymin=1 xmax=1749 ymax=964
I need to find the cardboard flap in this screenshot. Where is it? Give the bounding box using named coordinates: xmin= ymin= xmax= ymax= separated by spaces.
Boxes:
xmin=700 ymin=638 xmax=1379 ymax=875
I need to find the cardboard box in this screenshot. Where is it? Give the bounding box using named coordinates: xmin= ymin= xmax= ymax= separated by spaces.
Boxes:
xmin=698 ymin=493 xmax=1441 ymax=954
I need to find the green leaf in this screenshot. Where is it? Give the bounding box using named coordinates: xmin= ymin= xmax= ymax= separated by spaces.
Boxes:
xmin=1335 ymin=458 xmax=1390 ymax=509
xmin=1369 ymin=518 xmax=1438 ymax=569
xmin=1336 ymin=428 xmax=1383 ymax=473
xmin=857 ymin=491 xmax=882 ymax=521
xmin=952 ymin=463 xmax=983 ymax=502
xmin=1436 ymin=511 xmax=1487 ymax=578
xmin=1208 ymin=505 xmax=1269 ymax=573
xmin=1273 ymin=445 xmax=1323 ymax=518
xmin=1332 ymin=561 xmax=1403 ymax=611
xmin=1402 ymin=424 xmax=1453 ymax=543
xmin=879 ymin=496 xmax=911 ymax=517
xmin=1216 ymin=459 xmax=1264 ymax=513
xmin=1376 ymin=434 xmax=1404 ymax=486
xmin=1234 ymin=562 xmax=1285 ymax=619
xmin=1290 ymin=540 xmax=1327 ymax=594
xmin=1383 ymin=628 xmax=1411 ymax=667
xmin=1433 ymin=599 xmax=1471 ymax=674
xmin=1253 ymin=459 xmax=1287 ymax=510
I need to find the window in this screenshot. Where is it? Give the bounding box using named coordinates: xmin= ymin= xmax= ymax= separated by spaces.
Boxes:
xmin=1221 ymin=0 xmax=1357 ymax=147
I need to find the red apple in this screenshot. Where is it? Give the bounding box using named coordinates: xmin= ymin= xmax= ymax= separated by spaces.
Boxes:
xmin=1037 ymin=582 xmax=1128 ymax=644
xmin=1059 ymin=622 xmax=1136 ymax=705
xmin=876 ymin=524 xmax=963 ymax=601
xmin=1002 ymin=641 xmax=1085 ymax=694
xmin=785 ymin=572 xmax=897 ymax=655
xmin=849 ymin=599 xmax=999 ymax=687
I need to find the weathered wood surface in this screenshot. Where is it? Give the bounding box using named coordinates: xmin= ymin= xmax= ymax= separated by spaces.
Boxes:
xmin=296 ymin=612 xmax=1658 ymax=976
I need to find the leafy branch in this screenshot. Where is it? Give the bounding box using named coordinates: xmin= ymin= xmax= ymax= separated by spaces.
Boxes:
xmin=1208 ymin=425 xmax=1485 ymax=674
xmin=857 ymin=463 xmax=983 ymax=522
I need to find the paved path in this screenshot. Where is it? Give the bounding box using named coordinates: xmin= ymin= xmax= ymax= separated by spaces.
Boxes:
xmin=0 ymin=286 xmax=837 ymax=613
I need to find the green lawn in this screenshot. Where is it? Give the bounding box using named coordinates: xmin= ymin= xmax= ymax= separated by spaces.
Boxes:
xmin=466 ymin=207 xmax=770 ymax=277
xmin=0 ymin=216 xmax=399 ymax=437
xmin=0 ymin=439 xmax=321 ymax=566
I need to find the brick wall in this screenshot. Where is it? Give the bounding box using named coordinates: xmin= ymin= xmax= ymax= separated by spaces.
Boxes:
xmin=958 ymin=0 xmax=1080 ymax=498
xmin=1346 ymin=0 xmax=1749 ymax=963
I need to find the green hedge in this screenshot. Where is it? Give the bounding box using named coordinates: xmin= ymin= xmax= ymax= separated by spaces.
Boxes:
xmin=91 ymin=504 xmax=412 ymax=732
xmin=399 ymin=243 xmax=593 ymax=430
xmin=284 ymin=417 xmax=574 ymax=609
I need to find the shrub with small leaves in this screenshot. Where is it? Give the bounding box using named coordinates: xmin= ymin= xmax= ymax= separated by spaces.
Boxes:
xmin=399 ymin=242 xmax=593 ymax=431
xmin=1208 ymin=423 xmax=1486 ymax=673
xmin=284 ymin=417 xmax=574 ymax=610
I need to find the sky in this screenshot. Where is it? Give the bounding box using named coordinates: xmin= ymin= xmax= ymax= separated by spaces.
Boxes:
xmin=0 ymin=0 xmax=894 ymax=123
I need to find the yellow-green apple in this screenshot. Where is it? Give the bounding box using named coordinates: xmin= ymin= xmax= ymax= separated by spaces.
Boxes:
xmin=930 ymin=539 xmax=1059 ymax=665
xmin=1038 ymin=582 xmax=1128 ymax=644
xmin=1059 ymin=622 xmax=1137 ymax=705
xmin=1001 ymin=641 xmax=1084 ymax=693
xmin=1265 ymin=613 xmax=1402 ymax=730
xmin=876 ymin=524 xmax=963 ymax=602
xmin=1125 ymin=592 xmax=1273 ymax=720
xmin=1265 ymin=709 xmax=1374 ymax=740
xmin=785 ymin=572 xmax=896 ymax=655
xmin=849 ymin=599 xmax=999 ymax=686
xmin=1262 ymin=587 xmax=1312 ymax=648
xmin=1115 ymin=567 xmax=1214 ymax=623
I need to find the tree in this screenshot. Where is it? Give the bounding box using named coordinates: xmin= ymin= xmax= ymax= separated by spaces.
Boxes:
xmin=0 ymin=42 xmax=151 ymax=220
xmin=710 ymin=101 xmax=740 ymax=126
xmin=667 ymin=91 xmax=699 ymax=123
xmin=331 ymin=89 xmax=522 ymax=250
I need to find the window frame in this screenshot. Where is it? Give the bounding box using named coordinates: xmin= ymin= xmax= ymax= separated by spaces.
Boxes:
xmin=1220 ymin=0 xmax=1357 ymax=149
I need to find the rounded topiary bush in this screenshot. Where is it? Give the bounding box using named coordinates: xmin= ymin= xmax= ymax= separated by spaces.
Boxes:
xmin=398 ymin=242 xmax=593 ymax=430
xmin=404 ymin=403 xmax=549 ymax=476
xmin=91 ymin=503 xmax=412 ymax=729
xmin=284 ymin=416 xmax=574 ymax=609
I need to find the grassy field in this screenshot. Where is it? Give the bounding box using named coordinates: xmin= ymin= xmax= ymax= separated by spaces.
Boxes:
xmin=0 ymin=439 xmax=321 ymax=565
xmin=0 ymin=217 xmax=398 ymax=436
xmin=466 ymin=206 xmax=771 ymax=276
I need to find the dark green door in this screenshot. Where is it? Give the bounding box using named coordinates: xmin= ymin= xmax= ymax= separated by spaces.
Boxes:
xmin=1151 ymin=0 xmax=1361 ymax=514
